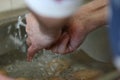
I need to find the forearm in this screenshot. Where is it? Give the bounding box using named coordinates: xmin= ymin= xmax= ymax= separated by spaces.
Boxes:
xmin=85 ymin=5 xmax=108 ymax=32
xmin=85 ymin=0 xmax=108 ymax=31
xmin=70 ymin=0 xmax=108 ymax=33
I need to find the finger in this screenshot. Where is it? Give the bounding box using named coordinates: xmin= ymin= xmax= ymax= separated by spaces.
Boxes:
xmin=50 ymin=35 xmax=64 ymax=53
xmin=50 ymin=33 xmax=69 ymax=54
xmin=71 ymin=33 xmax=85 ymax=50
xmin=26 ymin=37 xmax=31 ymax=46
xmin=57 ymin=33 xmax=69 ymax=54
xmin=25 ymin=14 xmax=32 ymax=33
xmin=69 ymin=24 xmax=86 ymax=51
xmin=65 ymin=45 xmax=74 ymax=54
xmin=51 ymin=45 xmax=58 ymax=54
xmin=48 ymin=34 xmax=64 ymax=53
xmin=27 ymin=45 xmax=38 ymax=62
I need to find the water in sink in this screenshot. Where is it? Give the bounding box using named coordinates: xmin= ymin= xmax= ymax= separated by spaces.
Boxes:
xmin=0 ymin=15 xmax=115 ymax=80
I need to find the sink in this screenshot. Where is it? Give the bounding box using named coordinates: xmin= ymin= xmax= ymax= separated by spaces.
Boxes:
xmin=81 ymin=26 xmax=111 ymax=62
xmin=0 ymin=13 xmax=118 ymax=80
xmin=0 ymin=0 xmax=119 ymax=79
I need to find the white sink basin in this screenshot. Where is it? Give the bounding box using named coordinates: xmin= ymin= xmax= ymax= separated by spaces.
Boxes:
xmin=81 ymin=27 xmax=111 ymax=62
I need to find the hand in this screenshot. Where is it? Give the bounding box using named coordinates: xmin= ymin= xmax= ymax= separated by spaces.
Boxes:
xmin=26 ymin=13 xmax=61 ymax=61
xmin=0 ymin=75 xmax=13 ymax=80
xmin=26 ymin=0 xmax=108 ymax=60
xmin=47 ymin=15 xmax=88 ymax=54
xmin=47 ymin=0 xmax=108 ymax=54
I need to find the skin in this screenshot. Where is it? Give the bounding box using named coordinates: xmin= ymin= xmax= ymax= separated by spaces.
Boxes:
xmin=26 ymin=0 xmax=108 ymax=61
xmin=48 ymin=0 xmax=108 ymax=54
xmin=0 ymin=75 xmax=14 ymax=80
xmin=26 ymin=13 xmax=62 ymax=61
xmin=0 ymin=0 xmax=108 ymax=79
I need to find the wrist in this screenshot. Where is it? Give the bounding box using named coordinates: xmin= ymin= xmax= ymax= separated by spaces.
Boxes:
xmin=85 ymin=7 xmax=108 ymax=33
xmin=68 ymin=6 xmax=107 ymax=36
xmin=74 ymin=0 xmax=108 ymax=33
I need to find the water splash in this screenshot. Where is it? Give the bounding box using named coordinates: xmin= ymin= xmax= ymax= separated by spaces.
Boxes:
xmin=6 ymin=15 xmax=27 ymax=53
xmin=7 ymin=25 xmax=12 ymax=34
xmin=16 ymin=16 xmax=26 ymax=40
xmin=17 ymin=16 xmax=26 ymax=27
xmin=15 ymin=16 xmax=27 ymax=53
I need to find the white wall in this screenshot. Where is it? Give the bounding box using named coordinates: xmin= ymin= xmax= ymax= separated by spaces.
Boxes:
xmin=0 ymin=0 xmax=26 ymax=13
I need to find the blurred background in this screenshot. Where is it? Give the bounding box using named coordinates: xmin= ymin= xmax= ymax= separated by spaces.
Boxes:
xmin=0 ymin=0 xmax=27 ymax=21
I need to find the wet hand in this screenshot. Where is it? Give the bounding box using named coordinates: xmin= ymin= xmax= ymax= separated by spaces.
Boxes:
xmin=47 ymin=0 xmax=108 ymax=54
xmin=26 ymin=13 xmax=61 ymax=61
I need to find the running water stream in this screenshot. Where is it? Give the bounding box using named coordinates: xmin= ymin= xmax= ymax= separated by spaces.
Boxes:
xmin=8 ymin=15 xmax=27 ymax=53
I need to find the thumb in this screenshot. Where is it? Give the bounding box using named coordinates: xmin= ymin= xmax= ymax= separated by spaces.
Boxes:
xmin=27 ymin=45 xmax=38 ymax=62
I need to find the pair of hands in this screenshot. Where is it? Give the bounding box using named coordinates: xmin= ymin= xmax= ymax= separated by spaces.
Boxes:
xmin=26 ymin=13 xmax=87 ymax=61
xmin=26 ymin=0 xmax=108 ymax=61
xmin=0 ymin=0 xmax=107 ymax=80
xmin=26 ymin=10 xmax=90 ymax=61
